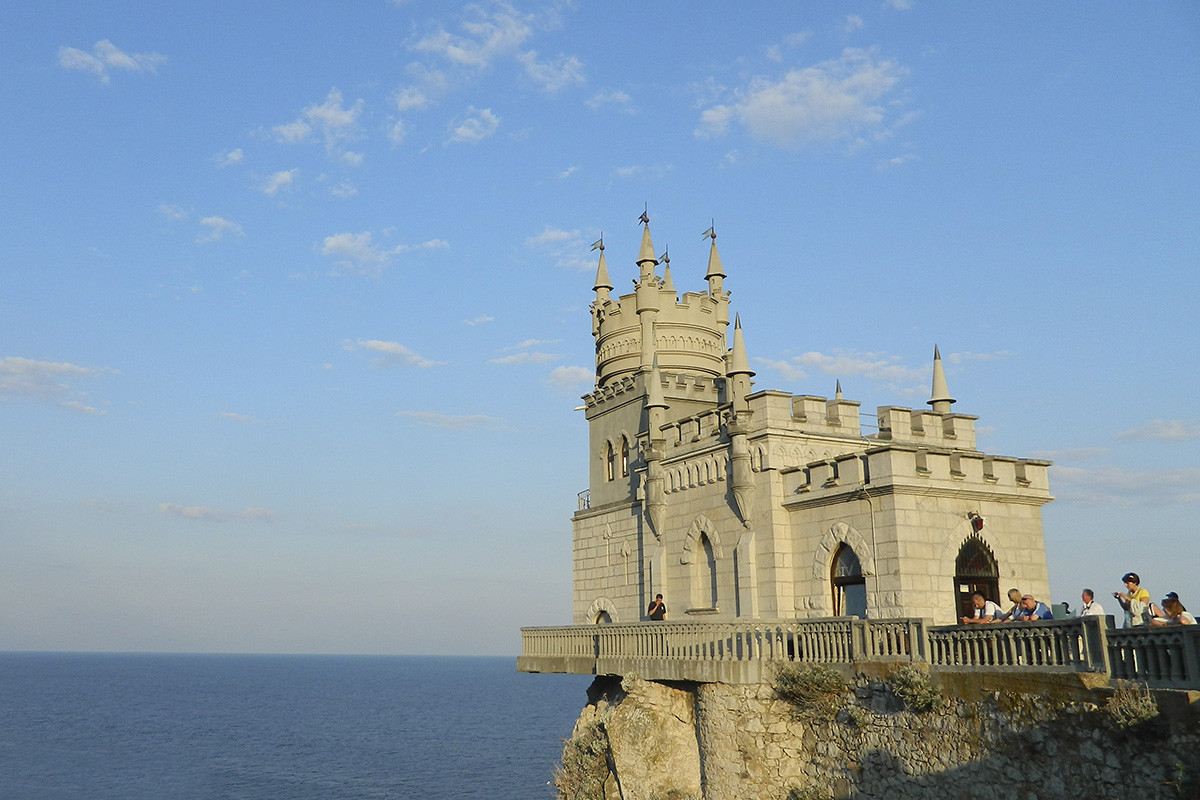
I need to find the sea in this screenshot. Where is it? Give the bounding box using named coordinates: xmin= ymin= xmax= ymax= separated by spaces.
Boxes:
xmin=0 ymin=652 xmax=590 ymax=800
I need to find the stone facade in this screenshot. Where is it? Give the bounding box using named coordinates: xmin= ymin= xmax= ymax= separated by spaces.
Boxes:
xmin=560 ymin=673 xmax=1200 ymax=800
xmin=574 ymin=219 xmax=1053 ymax=628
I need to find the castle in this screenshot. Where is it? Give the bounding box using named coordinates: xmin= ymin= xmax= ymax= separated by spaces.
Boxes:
xmin=572 ymin=216 xmax=1053 ymax=627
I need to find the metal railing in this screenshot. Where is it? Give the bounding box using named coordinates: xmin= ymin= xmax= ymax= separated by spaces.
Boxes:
xmin=518 ymin=615 xmax=1200 ymax=689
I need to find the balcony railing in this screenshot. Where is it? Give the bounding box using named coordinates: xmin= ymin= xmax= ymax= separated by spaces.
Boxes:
xmin=518 ymin=616 xmax=1200 ymax=689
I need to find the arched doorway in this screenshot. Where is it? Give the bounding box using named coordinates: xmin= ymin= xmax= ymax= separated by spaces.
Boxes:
xmin=831 ymin=543 xmax=867 ymax=618
xmin=954 ymin=535 xmax=999 ymax=620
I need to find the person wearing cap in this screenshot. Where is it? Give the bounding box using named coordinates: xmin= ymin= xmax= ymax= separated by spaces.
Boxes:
xmin=1114 ymin=572 xmax=1151 ymax=627
xmin=1150 ymin=594 xmax=1196 ymax=626
xmin=1078 ymin=588 xmax=1105 ymax=618
xmin=1012 ymin=594 xmax=1053 ymax=621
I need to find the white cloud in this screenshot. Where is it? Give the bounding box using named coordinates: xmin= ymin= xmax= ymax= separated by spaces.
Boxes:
xmin=387 ymin=119 xmax=408 ymax=145
xmin=393 ymin=86 xmax=430 ymax=111
xmin=525 ymin=226 xmax=593 ymax=271
xmin=351 ymin=339 xmax=443 ymax=369
xmin=412 ymin=3 xmax=537 ymax=68
xmin=695 ymin=47 xmax=908 ymax=149
xmin=885 ymin=0 xmax=913 ymax=10
xmin=545 ymin=365 xmax=593 ymax=390
xmin=843 ymin=15 xmax=864 ymax=33
xmin=519 ymin=51 xmax=584 ymax=93
xmin=0 ymin=356 xmax=116 ymax=411
xmin=447 ymin=107 xmax=499 ymax=144
xmin=319 ymin=232 xmax=447 ymax=276
xmin=216 ymin=148 xmax=244 ymax=168
xmin=587 ymin=89 xmax=634 ymax=113
xmin=197 ymin=216 xmax=244 ymax=243
xmin=463 ymin=315 xmax=494 ymax=326
xmin=489 ymin=352 xmax=560 ymax=365
xmin=397 ymin=410 xmax=508 ymax=430
xmin=757 ymin=349 xmax=926 ymax=385
xmin=58 ymin=39 xmax=166 ymax=84
xmin=259 ymin=169 xmax=298 ymax=196
xmin=1118 ymin=419 xmax=1200 ymax=442
xmin=157 ymin=203 xmax=187 ymax=221
xmin=340 ymin=151 xmax=364 ymax=167
xmin=329 ymin=181 xmax=358 ymax=198
xmin=158 ymin=503 xmax=277 ymax=522
xmin=1050 ymin=465 xmax=1200 ymax=507
xmin=557 ymin=166 xmax=579 ymax=179
xmin=273 ymin=89 xmax=364 ymax=156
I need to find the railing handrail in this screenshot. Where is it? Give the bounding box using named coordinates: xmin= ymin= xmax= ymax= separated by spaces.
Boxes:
xmin=519 ymin=616 xmax=1200 ymax=689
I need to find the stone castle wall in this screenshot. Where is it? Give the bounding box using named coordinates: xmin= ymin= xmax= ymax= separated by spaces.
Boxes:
xmin=556 ymin=672 xmax=1200 ymax=800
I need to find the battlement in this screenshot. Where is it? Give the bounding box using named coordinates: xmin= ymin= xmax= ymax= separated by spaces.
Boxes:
xmin=874 ymin=405 xmax=978 ymax=450
xmin=783 ymin=445 xmax=1052 ymax=501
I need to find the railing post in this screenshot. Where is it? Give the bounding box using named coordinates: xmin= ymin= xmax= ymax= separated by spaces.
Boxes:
xmin=1081 ymin=614 xmax=1112 ymax=675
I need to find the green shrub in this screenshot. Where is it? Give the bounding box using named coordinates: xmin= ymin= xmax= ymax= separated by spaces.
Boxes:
xmin=887 ymin=664 xmax=944 ymax=712
xmin=843 ymin=704 xmax=872 ymax=728
xmin=773 ymin=664 xmax=848 ymax=716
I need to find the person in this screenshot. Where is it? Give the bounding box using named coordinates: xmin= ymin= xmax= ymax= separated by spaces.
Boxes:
xmin=1113 ymin=572 xmax=1151 ymax=627
xmin=647 ymin=593 xmax=667 ymax=621
xmin=961 ymin=592 xmax=1000 ymax=624
xmin=1150 ymin=595 xmax=1196 ymax=626
xmin=1012 ymin=594 xmax=1053 ymax=621
xmin=1079 ymin=588 xmax=1105 ymax=618
xmin=996 ymin=588 xmax=1023 ymax=622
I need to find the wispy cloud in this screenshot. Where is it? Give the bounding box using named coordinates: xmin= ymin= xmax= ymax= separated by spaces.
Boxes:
xmin=525 ymin=226 xmax=593 ymax=271
xmin=463 ymin=314 xmax=494 ymax=326
xmin=396 ymin=410 xmax=508 ymax=430
xmin=447 ymin=106 xmax=500 ymax=144
xmin=1118 ymin=419 xmax=1200 ymax=442
xmin=695 ymin=47 xmax=909 ymax=149
xmin=158 ymin=503 xmax=278 ymax=522
xmin=219 ymin=412 xmax=266 ymax=425
xmin=518 ymin=51 xmax=584 ymax=93
xmin=272 ymin=89 xmax=364 ymax=157
xmin=215 ymin=148 xmax=244 ymax=168
xmin=320 ymin=232 xmax=447 ymax=276
xmin=545 ymin=365 xmax=593 ymax=392
xmin=349 ymin=339 xmax=443 ymax=369
xmin=259 ymin=169 xmax=298 ymax=196
xmin=490 ymin=352 xmax=560 ymax=365
xmin=587 ymin=89 xmax=634 ymax=113
xmin=157 ymin=203 xmax=188 ymax=221
xmin=197 ymin=216 xmax=244 ymax=243
xmin=58 ymin=39 xmax=165 ymax=84
xmin=0 ymin=356 xmax=116 ymax=412
xmin=1050 ymin=465 xmax=1200 ymax=507
xmin=757 ymin=349 xmax=926 ymax=385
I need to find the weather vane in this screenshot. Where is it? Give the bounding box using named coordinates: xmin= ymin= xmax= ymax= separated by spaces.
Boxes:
xmin=701 ymin=219 xmax=716 ymax=241
xmin=638 ymin=203 xmax=649 ymax=226
xmin=590 ymin=232 xmax=604 ymax=251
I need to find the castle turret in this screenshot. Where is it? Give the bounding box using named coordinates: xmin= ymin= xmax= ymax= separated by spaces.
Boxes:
xmin=727 ymin=314 xmax=754 ymax=415
xmin=643 ymin=356 xmax=669 ymax=537
xmin=704 ymin=226 xmax=730 ymax=328
xmin=635 ymin=222 xmax=661 ymax=373
xmin=928 ymin=345 xmax=956 ymax=414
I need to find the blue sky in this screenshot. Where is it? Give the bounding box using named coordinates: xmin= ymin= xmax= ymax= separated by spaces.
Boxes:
xmin=2 ymin=2 xmax=1197 ymax=655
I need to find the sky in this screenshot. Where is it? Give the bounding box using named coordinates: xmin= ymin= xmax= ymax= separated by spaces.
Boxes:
xmin=2 ymin=2 xmax=1197 ymax=655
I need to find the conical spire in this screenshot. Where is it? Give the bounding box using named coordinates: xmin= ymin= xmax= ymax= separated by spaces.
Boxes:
xmin=704 ymin=228 xmax=725 ymax=280
xmin=660 ymin=249 xmax=675 ymax=293
xmin=592 ymin=246 xmax=612 ymax=295
xmin=637 ymin=221 xmax=657 ymax=266
xmin=928 ymin=345 xmax=955 ymax=413
xmin=646 ymin=355 xmax=668 ymax=409
xmin=728 ymin=315 xmax=754 ymax=377
xmin=835 ymin=379 xmax=844 ymax=400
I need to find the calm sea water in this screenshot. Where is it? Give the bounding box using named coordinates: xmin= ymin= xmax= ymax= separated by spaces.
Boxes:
xmin=0 ymin=653 xmax=588 ymax=800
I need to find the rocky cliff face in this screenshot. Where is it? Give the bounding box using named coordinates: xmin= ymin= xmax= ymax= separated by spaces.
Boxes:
xmin=553 ymin=670 xmax=1200 ymax=800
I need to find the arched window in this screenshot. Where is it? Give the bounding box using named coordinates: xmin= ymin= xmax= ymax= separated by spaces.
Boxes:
xmin=594 ymin=610 xmax=612 ymax=624
xmin=954 ymin=535 xmax=999 ymax=620
xmin=605 ymin=442 xmax=615 ymax=482
xmin=831 ymin=543 xmax=867 ymax=617
xmin=694 ymin=533 xmax=718 ymax=609
xmin=620 ymin=436 xmax=629 ymax=477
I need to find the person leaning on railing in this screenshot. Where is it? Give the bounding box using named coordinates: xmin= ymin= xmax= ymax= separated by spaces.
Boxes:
xmin=1011 ymin=594 xmax=1054 ymax=621
xmin=1150 ymin=593 xmax=1196 ymax=626
xmin=961 ymin=592 xmax=1001 ymax=624
xmin=995 ymin=588 xmax=1024 ymax=622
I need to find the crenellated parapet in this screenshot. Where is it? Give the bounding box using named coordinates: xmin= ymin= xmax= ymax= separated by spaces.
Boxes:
xmin=874 ymin=405 xmax=978 ymax=450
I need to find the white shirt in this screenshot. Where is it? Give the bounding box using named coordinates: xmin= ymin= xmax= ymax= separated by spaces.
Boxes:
xmin=973 ymin=600 xmax=1001 ymax=620
xmin=1079 ymin=601 xmax=1105 ymax=617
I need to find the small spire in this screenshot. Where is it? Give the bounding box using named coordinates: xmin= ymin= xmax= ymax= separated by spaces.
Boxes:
xmin=659 ymin=247 xmax=675 ymax=293
xmin=646 ymin=355 xmax=668 ymax=409
xmin=835 ymin=380 xmax=843 ymax=400
xmin=704 ymin=222 xmax=725 ymax=280
xmin=637 ymin=219 xmax=657 ymax=266
xmin=728 ymin=314 xmax=754 ymax=377
xmin=928 ymin=345 xmax=955 ymax=413
xmin=592 ymin=246 xmax=612 ymax=294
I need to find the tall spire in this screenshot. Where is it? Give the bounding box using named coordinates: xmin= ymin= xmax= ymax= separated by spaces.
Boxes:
xmin=646 ymin=355 xmax=668 ymax=410
xmin=659 ymin=248 xmax=675 ymax=294
xmin=835 ymin=379 xmax=844 ymax=400
xmin=591 ymin=237 xmax=612 ymax=300
xmin=928 ymin=345 xmax=956 ymax=413
xmin=704 ymin=223 xmax=725 ymax=281
xmin=728 ymin=314 xmax=754 ymax=377
xmin=637 ymin=221 xmax=657 ymax=268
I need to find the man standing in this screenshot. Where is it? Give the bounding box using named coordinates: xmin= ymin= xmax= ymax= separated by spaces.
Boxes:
xmin=647 ymin=593 xmax=667 ymax=621
xmin=961 ymin=592 xmax=1001 ymax=624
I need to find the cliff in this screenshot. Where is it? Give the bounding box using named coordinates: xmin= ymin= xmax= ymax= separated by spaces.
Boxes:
xmin=553 ymin=668 xmax=1200 ymax=800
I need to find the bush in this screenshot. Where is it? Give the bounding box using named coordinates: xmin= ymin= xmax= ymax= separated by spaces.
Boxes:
xmin=554 ymin=722 xmax=610 ymax=800
xmin=773 ymin=664 xmax=848 ymax=716
xmin=887 ymin=665 xmax=944 ymax=712
xmin=1102 ymin=681 xmax=1158 ymax=730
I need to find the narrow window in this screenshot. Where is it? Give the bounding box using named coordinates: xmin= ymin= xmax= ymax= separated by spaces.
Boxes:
xmin=831 ymin=543 xmax=867 ymax=617
xmin=605 ymin=442 xmax=615 ymax=482
xmin=620 ymin=437 xmax=629 ymax=477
